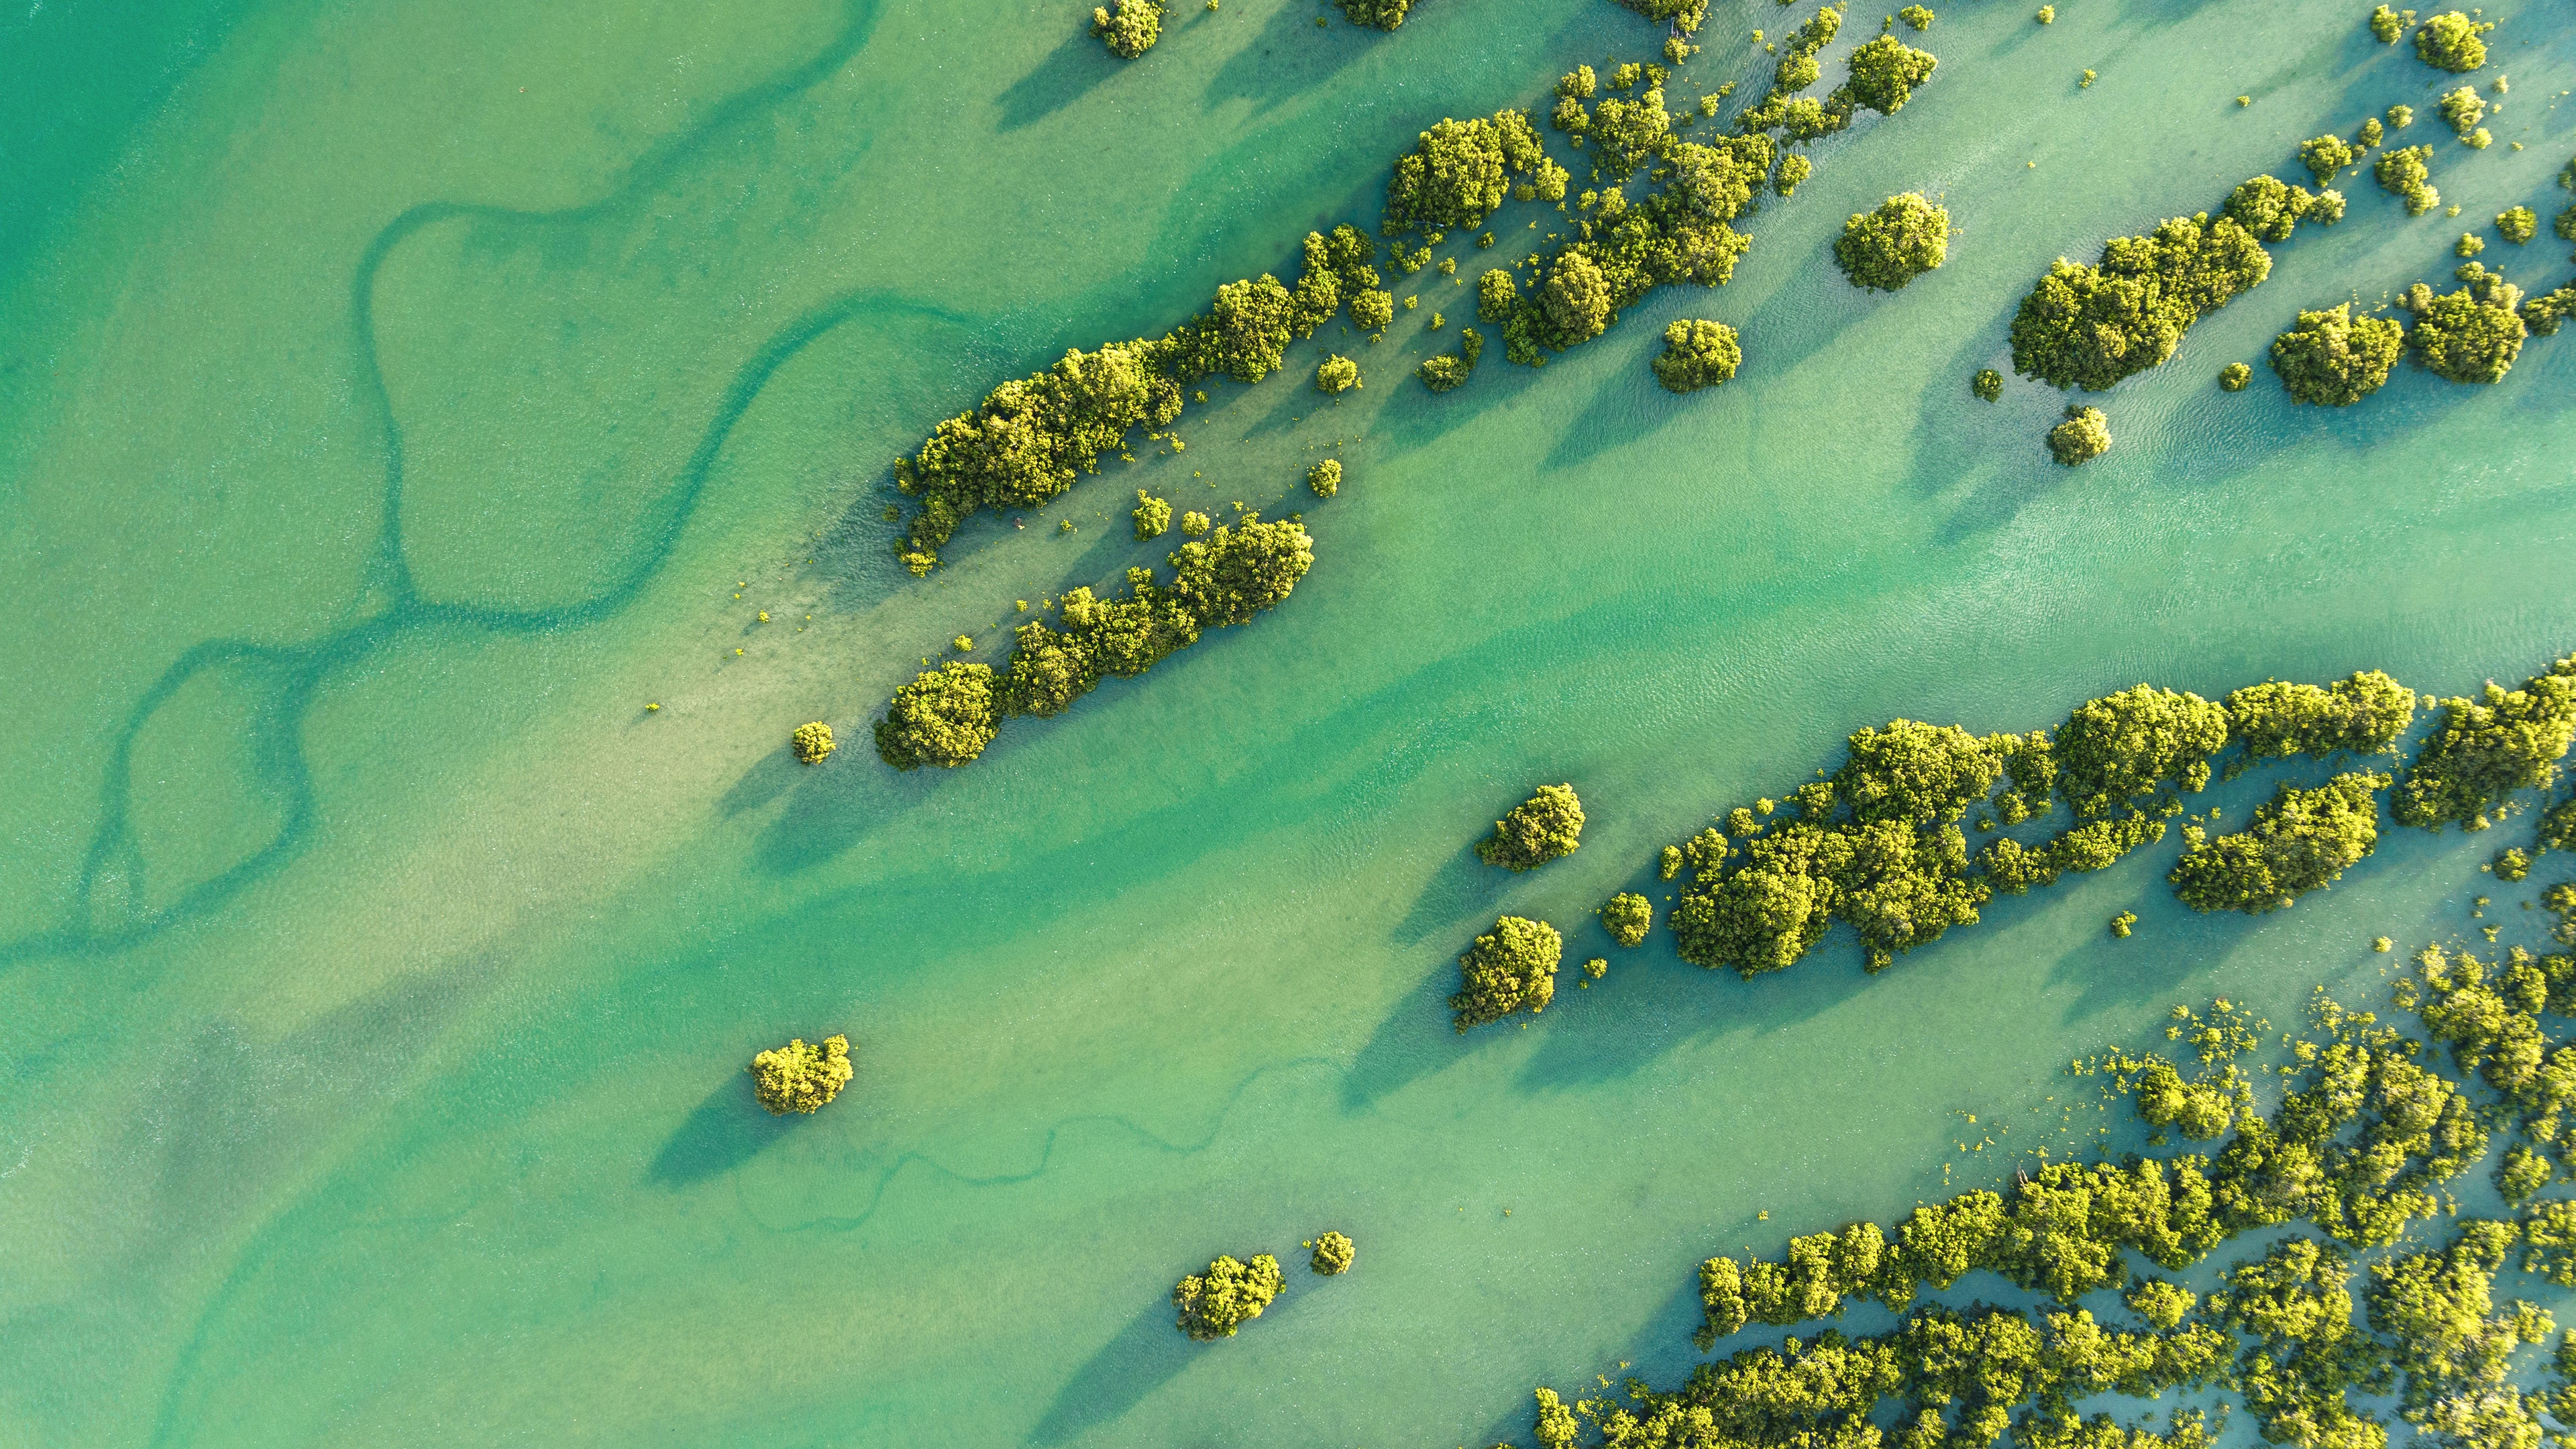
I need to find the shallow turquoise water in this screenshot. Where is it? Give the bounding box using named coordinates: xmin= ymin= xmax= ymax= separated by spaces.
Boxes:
xmin=2 ymin=0 xmax=2573 ymax=1443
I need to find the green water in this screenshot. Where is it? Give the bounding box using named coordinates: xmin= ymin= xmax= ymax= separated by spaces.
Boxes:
xmin=3 ymin=0 xmax=2572 ymax=1440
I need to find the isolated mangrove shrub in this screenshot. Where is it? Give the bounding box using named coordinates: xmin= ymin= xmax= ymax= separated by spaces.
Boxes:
xmin=1133 ymin=490 xmax=1172 ymax=539
xmin=1091 ymin=0 xmax=1162 ymax=57
xmin=2412 ymin=11 xmax=2491 ymax=72
xmin=1307 ymin=459 xmax=1341 ymax=497
xmin=1311 ymin=1232 xmax=1355 ymax=1275
xmin=1452 ymin=915 xmax=1563 ymax=1030
xmin=2047 ymin=407 xmax=2111 ymax=466
xmin=2011 ymin=215 xmax=2270 ymax=391
xmin=1601 ymin=892 xmax=1654 ymax=947
xmin=749 ymin=1034 xmax=853 ymax=1115
xmin=2400 ymin=264 xmax=2527 ymax=384
xmin=1479 ymin=784 xmax=1587 ymax=869
xmin=1315 ymin=354 xmax=1360 ymax=394
xmin=790 ymin=721 xmax=836 ymax=765
xmin=1835 ymin=193 xmax=1949 ymax=291
xmin=1652 ymin=319 xmax=1742 ymax=392
xmin=1174 ymin=1253 xmax=1283 ymax=1338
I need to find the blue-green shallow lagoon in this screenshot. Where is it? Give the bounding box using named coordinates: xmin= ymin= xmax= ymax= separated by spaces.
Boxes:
xmin=1 ymin=0 xmax=2571 ymax=1441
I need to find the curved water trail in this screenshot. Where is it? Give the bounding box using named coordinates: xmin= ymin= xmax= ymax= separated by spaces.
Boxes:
xmin=0 ymin=0 xmax=967 ymax=968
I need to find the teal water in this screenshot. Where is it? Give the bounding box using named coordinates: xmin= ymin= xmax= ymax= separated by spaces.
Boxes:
xmin=2 ymin=0 xmax=2573 ymax=1442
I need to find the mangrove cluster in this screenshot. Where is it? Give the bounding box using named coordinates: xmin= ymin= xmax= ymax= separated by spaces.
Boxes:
xmin=1647 ymin=661 xmax=2485 ymax=978
xmin=1526 ymin=905 xmax=2576 ymax=1449
xmin=875 ymin=518 xmax=1313 ymax=769
xmin=888 ymin=227 xmax=1377 ymax=573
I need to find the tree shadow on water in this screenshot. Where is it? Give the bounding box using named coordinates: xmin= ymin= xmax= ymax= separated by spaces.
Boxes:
xmin=1340 ymin=954 xmax=1466 ymax=1112
xmin=998 ymin=30 xmax=1122 ymax=133
xmin=1026 ymin=1301 xmax=1199 ymax=1446
xmin=648 ymin=1078 xmax=802 ymax=1187
xmin=1390 ymin=837 xmax=1507 ymax=949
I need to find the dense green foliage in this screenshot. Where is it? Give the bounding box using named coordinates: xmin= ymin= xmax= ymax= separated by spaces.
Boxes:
xmin=1169 ymin=515 xmax=1313 ymax=627
xmin=874 ymin=661 xmax=1000 ymax=769
xmin=1310 ymin=1232 xmax=1354 ymax=1275
xmin=1132 ymin=490 xmax=1171 ymax=539
xmin=1504 ymin=651 xmax=2576 ymax=1449
xmin=2375 ymin=144 xmax=2440 ymax=216
xmin=1385 ymin=111 xmax=1561 ymax=233
xmin=1334 ymin=0 xmax=1417 ymax=28
xmin=890 ymin=226 xmax=1377 ymax=572
xmin=2169 ymin=772 xmax=2390 ymax=914
xmin=790 ymin=721 xmax=835 ymax=765
xmin=1173 ymin=1253 xmax=1283 ymax=1339
xmin=1898 ymin=3 xmax=1933 ymax=27
xmin=1834 ymin=193 xmax=1948 ymax=291
xmin=2412 ymin=10 xmax=2492 ymax=72
xmin=2498 ymin=207 xmax=2538 ymax=246
xmin=2298 ymin=134 xmax=2355 ymax=186
xmin=2224 ymin=174 xmax=2342 ymax=243
xmin=2219 ymin=362 xmax=2250 ymax=392
xmin=1973 ymin=368 xmax=2002 ymax=402
xmin=749 ymin=1034 xmax=853 ymax=1114
xmin=1306 ymin=459 xmax=1340 ymax=498
xmin=2437 ymin=85 xmax=2485 ymax=139
xmin=1479 ymin=784 xmax=1587 ymax=870
xmin=2047 ymin=406 xmax=2111 ymax=466
xmin=1417 ymin=326 xmax=1482 ymax=392
xmin=2010 ymin=213 xmax=2271 ymax=391
xmin=1651 ymin=319 xmax=1741 ymax=392
xmin=1610 ymin=0 xmax=1708 ymax=30
xmin=877 ymin=519 xmax=1311 ymax=767
xmin=1452 ymin=915 xmax=1562 ymax=1030
xmin=1601 ymin=892 xmax=1654 ymax=948
xmin=2224 ymin=672 xmax=2414 ymax=763
xmin=1090 ymin=0 xmax=1161 ymax=58
xmin=2267 ymin=303 xmax=2408 ymax=407
xmin=1313 ymin=354 xmax=1359 ymax=394
xmin=2394 ymin=653 xmax=2576 ymax=829
xmin=2369 ymin=3 xmax=2412 ymax=42
xmin=2400 ymin=262 xmax=2528 ymax=384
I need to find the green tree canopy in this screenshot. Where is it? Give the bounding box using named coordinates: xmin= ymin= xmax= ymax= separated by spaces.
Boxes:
xmin=2170 ymin=773 xmax=2391 ymax=914
xmin=790 ymin=721 xmax=836 ymax=765
xmin=1835 ymin=193 xmax=1949 ymax=291
xmin=1168 ymin=516 xmax=1314 ymax=628
xmin=749 ymin=1034 xmax=853 ymax=1114
xmin=2412 ymin=11 xmax=2491 ymax=71
xmin=1174 ymin=1253 xmax=1284 ymax=1339
xmin=1090 ymin=0 xmax=1161 ymax=58
xmin=1452 ymin=915 xmax=1563 ymax=1029
xmin=1652 ymin=319 xmax=1743 ymax=392
xmin=2224 ymin=672 xmax=2416 ymax=762
xmin=2047 ymin=407 xmax=2112 ymax=466
xmin=875 ymin=661 xmax=1000 ymax=769
xmin=1601 ymin=892 xmax=1654 ymax=947
xmin=2394 ymin=654 xmax=2576 ymax=830
xmin=2298 ymin=135 xmax=2355 ymax=186
xmin=2268 ymin=303 xmax=2407 ymax=406
xmin=1310 ymin=1232 xmax=1355 ymax=1275
xmin=2401 ymin=263 xmax=2527 ymax=384
xmin=1479 ymin=784 xmax=1587 ymax=869
xmin=2011 ymin=215 xmax=2271 ymax=391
